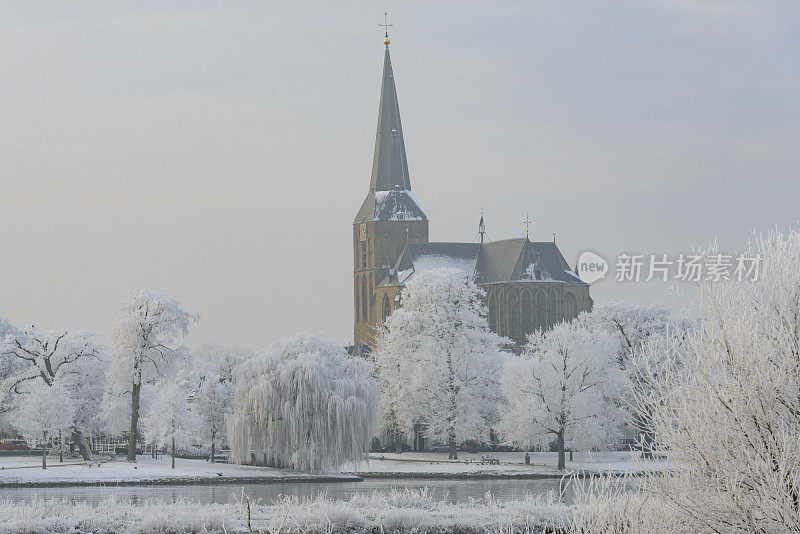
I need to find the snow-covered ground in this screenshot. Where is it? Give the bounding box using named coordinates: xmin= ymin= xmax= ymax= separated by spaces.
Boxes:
xmin=0 ymin=456 xmax=358 ymax=486
xmin=0 ymin=488 xmax=569 ymax=533
xmin=351 ymin=451 xmax=669 ymax=477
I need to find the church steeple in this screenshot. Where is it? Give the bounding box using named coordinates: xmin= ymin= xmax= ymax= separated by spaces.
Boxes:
xmin=355 ymin=40 xmax=426 ymax=223
xmin=370 ymin=45 xmax=411 ymax=192
xmin=353 ymin=36 xmax=429 ymax=349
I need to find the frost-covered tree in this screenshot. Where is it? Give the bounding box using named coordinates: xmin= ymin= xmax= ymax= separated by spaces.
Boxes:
xmin=193 ymin=343 xmax=251 ymax=382
xmin=593 ymin=302 xmax=691 ymax=450
xmin=10 ymin=382 xmax=76 ymax=469
xmin=373 ymin=324 xmax=413 ymax=454
xmin=190 ymin=344 xmax=250 ymax=462
xmin=622 ymin=228 xmax=800 ymax=532
xmin=0 ymin=315 xmax=24 ymax=430
xmin=141 ymin=375 xmax=199 ymax=469
xmin=498 ymin=315 xmax=624 ymax=470
xmin=376 ymin=268 xmax=506 ymax=459
xmin=104 ymin=288 xmax=197 ymax=462
xmin=594 ymin=302 xmax=672 ymax=368
xmin=194 ymin=372 xmax=233 ymax=462
xmin=0 ymin=327 xmax=105 ymax=460
xmin=227 ymin=332 xmax=377 ymax=471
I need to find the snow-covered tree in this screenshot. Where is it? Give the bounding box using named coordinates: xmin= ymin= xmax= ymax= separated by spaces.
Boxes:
xmin=0 ymin=315 xmax=24 ymax=430
xmin=194 ymin=371 xmax=233 ymax=463
xmin=592 ymin=302 xmax=691 ymax=450
xmin=623 ymin=228 xmax=800 ymax=531
xmin=498 ymin=315 xmax=625 ymax=470
xmin=10 ymin=382 xmax=76 ymax=469
xmin=103 ymin=288 xmax=197 ymax=461
xmin=373 ymin=323 xmax=413 ymax=454
xmin=227 ymin=332 xmax=377 ymax=471
xmin=376 ymin=268 xmax=506 ymax=459
xmin=594 ymin=302 xmax=672 ymax=368
xmin=193 ymin=343 xmax=251 ymax=382
xmin=141 ymin=375 xmax=199 ymax=469
xmin=189 ymin=344 xmax=250 ymax=462
xmin=0 ymin=327 xmax=105 ymax=460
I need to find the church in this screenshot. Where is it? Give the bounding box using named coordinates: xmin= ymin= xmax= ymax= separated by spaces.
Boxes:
xmin=353 ymin=39 xmax=592 ymax=353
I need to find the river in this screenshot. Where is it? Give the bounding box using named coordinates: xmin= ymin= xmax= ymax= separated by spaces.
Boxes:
xmin=0 ymin=477 xmax=579 ymax=505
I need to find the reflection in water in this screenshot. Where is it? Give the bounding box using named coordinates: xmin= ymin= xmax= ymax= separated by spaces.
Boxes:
xmin=0 ymin=478 xmax=580 ymax=505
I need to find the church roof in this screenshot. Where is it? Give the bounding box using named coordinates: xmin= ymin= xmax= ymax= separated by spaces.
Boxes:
xmin=380 ymin=238 xmax=585 ymax=287
xmin=355 ymin=45 xmax=426 ymax=223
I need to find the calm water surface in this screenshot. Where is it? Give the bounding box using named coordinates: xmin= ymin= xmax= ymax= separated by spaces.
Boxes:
xmin=0 ymin=478 xmax=580 ymax=505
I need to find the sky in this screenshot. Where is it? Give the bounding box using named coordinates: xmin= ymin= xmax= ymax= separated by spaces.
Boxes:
xmin=1 ymin=1 xmax=799 ymax=350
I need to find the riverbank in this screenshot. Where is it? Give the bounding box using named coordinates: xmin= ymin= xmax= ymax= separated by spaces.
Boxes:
xmin=0 ymin=456 xmax=360 ymax=487
xmin=353 ymin=451 xmax=666 ymax=479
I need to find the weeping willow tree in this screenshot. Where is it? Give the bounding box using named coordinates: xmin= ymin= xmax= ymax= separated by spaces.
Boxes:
xmin=227 ymin=333 xmax=377 ymax=471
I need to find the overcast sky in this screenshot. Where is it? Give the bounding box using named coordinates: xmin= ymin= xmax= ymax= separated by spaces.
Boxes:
xmin=1 ymin=1 xmax=798 ymax=349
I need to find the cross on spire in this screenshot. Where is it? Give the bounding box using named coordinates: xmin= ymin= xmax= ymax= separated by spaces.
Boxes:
xmin=379 ymin=11 xmax=393 ymax=43
xmin=524 ymin=212 xmax=532 ymax=240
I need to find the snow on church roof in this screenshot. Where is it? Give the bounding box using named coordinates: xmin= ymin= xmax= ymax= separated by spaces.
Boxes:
xmin=380 ymin=239 xmax=586 ymax=288
xmin=398 ymin=252 xmax=479 ymax=284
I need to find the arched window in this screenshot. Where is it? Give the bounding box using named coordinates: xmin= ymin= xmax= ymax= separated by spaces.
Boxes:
xmin=355 ymin=282 xmax=360 ymax=323
xmin=564 ymin=293 xmax=578 ymax=321
xmin=520 ymin=290 xmax=533 ymax=339
xmin=361 ymin=277 xmax=368 ymax=324
xmin=488 ymin=291 xmax=498 ymax=332
xmin=369 ymin=274 xmax=374 ymax=322
xmin=534 ymin=289 xmax=546 ymax=332
xmin=506 ymin=290 xmax=519 ymax=343
xmin=382 ymin=295 xmax=392 ymax=323
xmin=497 ymin=289 xmax=506 ymax=336
xmin=546 ymin=289 xmax=557 ymax=328
xmin=361 ymin=242 xmax=367 ymax=269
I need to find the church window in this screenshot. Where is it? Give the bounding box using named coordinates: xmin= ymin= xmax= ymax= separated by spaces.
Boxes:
xmin=565 ymin=293 xmax=578 ymax=321
xmin=361 ymin=277 xmax=368 ymax=323
xmin=520 ymin=290 xmax=532 ymax=339
xmin=355 ymin=283 xmax=360 ymax=322
xmin=361 ymin=242 xmax=367 ymax=269
xmin=534 ymin=289 xmax=546 ymax=331
xmin=488 ymin=292 xmax=498 ymax=332
xmin=507 ymin=290 xmax=519 ymax=343
xmin=497 ymin=290 xmax=506 ymax=336
xmin=382 ymin=295 xmax=392 ymax=323
xmin=546 ymin=289 xmax=557 ymax=328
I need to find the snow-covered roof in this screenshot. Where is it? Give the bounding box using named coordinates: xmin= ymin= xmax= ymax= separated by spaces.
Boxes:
xmin=379 ymin=239 xmax=585 ymax=288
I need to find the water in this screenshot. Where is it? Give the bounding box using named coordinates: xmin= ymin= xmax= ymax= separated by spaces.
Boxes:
xmin=0 ymin=477 xmax=578 ymax=505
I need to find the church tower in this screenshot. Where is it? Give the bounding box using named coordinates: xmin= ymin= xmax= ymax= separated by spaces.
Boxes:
xmin=353 ymin=39 xmax=428 ymax=350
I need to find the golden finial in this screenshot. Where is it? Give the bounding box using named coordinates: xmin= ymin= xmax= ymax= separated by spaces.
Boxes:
xmin=380 ymin=11 xmax=393 ymax=45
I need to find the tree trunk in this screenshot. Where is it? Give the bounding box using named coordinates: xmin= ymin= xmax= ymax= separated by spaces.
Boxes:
xmin=448 ymin=430 xmax=457 ymax=460
xmin=210 ymin=439 xmax=215 ymax=463
xmin=171 ymin=437 xmax=175 ymax=469
xmin=42 ymin=431 xmax=47 ymax=469
xmin=394 ymin=429 xmax=402 ymax=454
xmin=557 ymin=429 xmax=566 ymax=470
xmin=71 ymin=428 xmax=93 ymax=461
xmin=127 ymin=381 xmax=141 ymax=462
xmin=59 ymin=430 xmax=63 ymax=463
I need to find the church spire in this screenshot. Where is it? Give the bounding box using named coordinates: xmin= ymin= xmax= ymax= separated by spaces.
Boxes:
xmin=355 ymin=36 xmax=426 ymax=224
xmin=369 ymin=43 xmax=411 ymax=192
